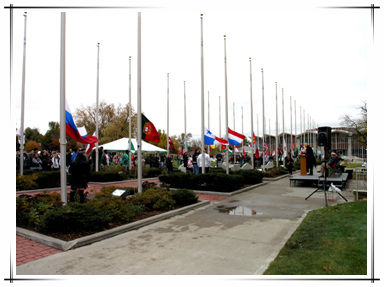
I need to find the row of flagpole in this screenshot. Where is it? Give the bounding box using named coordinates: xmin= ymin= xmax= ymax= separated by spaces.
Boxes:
xmin=20 ymin=12 xmax=321 ymax=203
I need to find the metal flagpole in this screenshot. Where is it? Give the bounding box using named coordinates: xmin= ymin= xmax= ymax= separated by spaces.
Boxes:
xmin=200 ymin=14 xmax=205 ymax=174
xmin=261 ymin=68 xmax=265 ymax=172
xmin=275 ymin=82 xmax=278 ymax=168
xmin=300 ymin=106 xmax=302 ymax=146
xmin=282 ymin=88 xmax=285 ymax=167
xmin=295 ymin=100 xmax=297 ymax=153
xmin=19 ymin=12 xmax=27 ymax=176
xmin=95 ymin=43 xmax=100 ymax=172
xmin=257 ymin=113 xmax=259 ymax=157
xmin=241 ymin=106 xmax=243 ymax=135
xmin=233 ymin=102 xmax=236 ymax=161
xmin=290 ymin=95 xmax=292 ymax=154
xmin=208 ymin=91 xmax=210 ymax=156
xmin=59 ymin=12 xmax=67 ymax=204
xmin=219 ymin=96 xmax=221 ymax=138
xmin=224 ymin=35 xmax=229 ymax=174
xmin=167 ymin=73 xmax=169 ymax=157
xmin=184 ymin=81 xmax=186 ymax=149
xmin=137 ymin=12 xmax=142 ymax=193
xmin=249 ymin=57 xmax=254 ymax=169
xmin=303 ymin=109 xmax=305 ymax=144
xmin=129 ymin=56 xmax=132 ymax=170
xmin=269 ymin=119 xmax=271 ymax=155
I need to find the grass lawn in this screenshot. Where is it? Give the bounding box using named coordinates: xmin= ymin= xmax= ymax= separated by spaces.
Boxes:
xmin=264 ymin=201 xmax=367 ymax=275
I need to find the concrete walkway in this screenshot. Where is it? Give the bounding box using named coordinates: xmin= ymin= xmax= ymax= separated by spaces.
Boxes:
xmin=17 ymin=177 xmax=355 ymax=275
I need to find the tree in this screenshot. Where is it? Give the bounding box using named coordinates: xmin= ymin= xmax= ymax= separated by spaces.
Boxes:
xmin=340 ymin=101 xmax=367 ymax=146
xmin=24 ymin=141 xmax=41 ymax=152
xmin=25 ymin=127 xmax=43 ymax=143
xmin=42 ymin=122 xmax=60 ymax=150
xmin=74 ymin=101 xmax=138 ymax=144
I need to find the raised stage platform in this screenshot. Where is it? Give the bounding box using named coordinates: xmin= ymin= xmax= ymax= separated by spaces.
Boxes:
xmin=290 ymin=172 xmax=349 ymax=189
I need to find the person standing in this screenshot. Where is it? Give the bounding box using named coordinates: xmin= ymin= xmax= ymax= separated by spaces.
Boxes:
xmin=305 ymin=143 xmax=316 ymax=175
xmin=197 ymin=148 xmax=211 ymax=173
xmin=68 ymin=152 xmax=90 ymax=203
xmin=166 ymin=154 xmax=174 ymax=172
xmin=285 ymin=153 xmax=294 ymax=175
xmin=192 ymin=149 xmax=200 ymax=174
xmin=121 ymin=150 xmax=129 ymax=170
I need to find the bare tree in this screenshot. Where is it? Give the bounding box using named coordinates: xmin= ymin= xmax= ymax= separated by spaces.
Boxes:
xmin=340 ymin=101 xmax=367 ymax=146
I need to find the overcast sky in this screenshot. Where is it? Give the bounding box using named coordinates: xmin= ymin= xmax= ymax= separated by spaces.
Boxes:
xmin=10 ymin=0 xmax=372 ymax=140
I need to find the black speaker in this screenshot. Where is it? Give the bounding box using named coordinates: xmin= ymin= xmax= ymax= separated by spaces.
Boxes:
xmin=318 ymin=126 xmax=332 ymax=150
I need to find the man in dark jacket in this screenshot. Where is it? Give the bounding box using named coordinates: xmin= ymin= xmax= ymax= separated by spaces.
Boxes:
xmin=68 ymin=152 xmax=90 ymax=203
xmin=305 ymin=143 xmax=316 ymax=175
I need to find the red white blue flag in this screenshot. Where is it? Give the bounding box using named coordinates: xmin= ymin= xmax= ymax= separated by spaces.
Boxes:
xmin=66 ymin=100 xmax=99 ymax=145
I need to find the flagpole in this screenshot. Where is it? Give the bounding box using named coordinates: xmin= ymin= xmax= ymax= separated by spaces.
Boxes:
xmin=261 ymin=68 xmax=265 ymax=172
xmin=269 ymin=119 xmax=271 ymax=155
xmin=219 ymin=96 xmax=221 ymax=138
xmin=129 ymin=56 xmax=132 ymax=170
xmin=303 ymin=109 xmax=305 ymax=144
xmin=224 ymin=35 xmax=229 ymax=174
xmin=167 ymin=73 xmax=169 ymax=157
xmin=184 ymin=81 xmax=186 ymax=147
xmin=275 ymin=82 xmax=278 ymax=168
xmin=233 ymin=102 xmax=235 ymax=161
xmin=59 ymin=12 xmax=67 ymax=204
xmin=19 ymin=12 xmax=27 ymax=176
xmin=294 ymin=99 xmax=297 ymax=153
xmin=257 ymin=113 xmax=259 ymax=155
xmin=208 ymin=91 xmax=210 ymax=155
xmin=200 ymin=14 xmax=205 ymax=174
xmin=95 ymin=42 xmax=100 ymax=172
xmin=249 ymin=57 xmax=254 ymax=169
xmin=137 ymin=12 xmax=142 ymax=193
xmin=282 ymin=88 xmax=285 ymax=167
xmin=290 ymin=95 xmax=293 ymax=154
xmin=300 ymin=106 xmax=302 ymax=146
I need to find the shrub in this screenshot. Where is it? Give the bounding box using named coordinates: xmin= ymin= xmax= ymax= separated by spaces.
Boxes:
xmin=16 ymin=193 xmax=63 ymax=227
xmin=263 ymin=167 xmax=289 ymax=178
xmin=16 ymin=174 xmax=38 ymax=191
xmin=159 ymin=173 xmax=244 ymax=192
xmin=170 ymin=189 xmax=198 ymax=206
xmin=128 ymin=188 xmax=175 ymax=211
xmin=34 ymin=171 xmax=61 ymax=189
xmin=231 ymin=169 xmax=264 ymax=185
xmin=89 ymin=170 xmax=128 ymax=182
xmin=88 ymin=196 xmax=143 ymax=223
xmin=39 ymin=203 xmax=111 ymax=233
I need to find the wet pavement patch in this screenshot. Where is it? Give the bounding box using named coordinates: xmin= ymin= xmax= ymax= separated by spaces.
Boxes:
xmin=214 ymin=205 xmax=260 ymax=216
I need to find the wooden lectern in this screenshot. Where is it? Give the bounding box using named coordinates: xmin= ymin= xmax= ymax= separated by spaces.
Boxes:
xmin=300 ymin=155 xmax=307 ymax=175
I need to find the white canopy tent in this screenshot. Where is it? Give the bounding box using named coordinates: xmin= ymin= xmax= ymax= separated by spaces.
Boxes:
xmin=98 ymin=138 xmax=167 ymax=153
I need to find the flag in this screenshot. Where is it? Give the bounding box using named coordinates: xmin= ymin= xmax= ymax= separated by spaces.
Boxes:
xmin=221 ymin=144 xmax=233 ymax=154
xmin=169 ymin=137 xmax=175 ymax=150
xmin=264 ymin=140 xmax=269 ymax=156
xmin=252 ymin=133 xmax=256 ymax=153
xmin=243 ymin=147 xmax=245 ymax=158
xmin=228 ymin=128 xmax=245 ymax=146
xmin=235 ymin=146 xmax=240 ymax=153
xmin=141 ymin=114 xmax=160 ymax=143
xmin=205 ymin=127 xmax=229 ymax=146
xmin=210 ymin=145 xmax=215 ymax=149
xmin=16 ymin=129 xmax=25 ymax=144
xmin=85 ymin=131 xmax=96 ymax=155
xmin=66 ymin=100 xmax=99 ymax=145
xmin=283 ymin=138 xmax=287 ymax=157
xmin=272 ymin=149 xmax=276 ymax=156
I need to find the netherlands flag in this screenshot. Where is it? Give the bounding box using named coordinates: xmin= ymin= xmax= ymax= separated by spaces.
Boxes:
xmin=66 ymin=100 xmax=99 ymax=145
xmin=204 ymin=127 xmax=229 ymax=146
xmin=228 ymin=128 xmax=245 ymax=146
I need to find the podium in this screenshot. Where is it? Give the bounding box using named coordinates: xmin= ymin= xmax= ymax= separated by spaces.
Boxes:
xmin=300 ymin=155 xmax=307 ymax=175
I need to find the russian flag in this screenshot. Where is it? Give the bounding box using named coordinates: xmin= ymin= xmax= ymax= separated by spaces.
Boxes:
xmin=205 ymin=127 xmax=229 ymax=146
xmin=66 ymin=100 xmax=99 ymax=145
xmin=228 ymin=128 xmax=245 ymax=146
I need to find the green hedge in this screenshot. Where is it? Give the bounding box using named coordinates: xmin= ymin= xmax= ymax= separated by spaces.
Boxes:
xmin=158 ymin=170 xmax=263 ymax=192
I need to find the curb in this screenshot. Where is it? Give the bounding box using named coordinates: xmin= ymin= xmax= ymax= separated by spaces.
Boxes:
xmin=17 ymin=200 xmax=210 ymax=251
xmin=191 ymin=182 xmax=268 ymax=197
